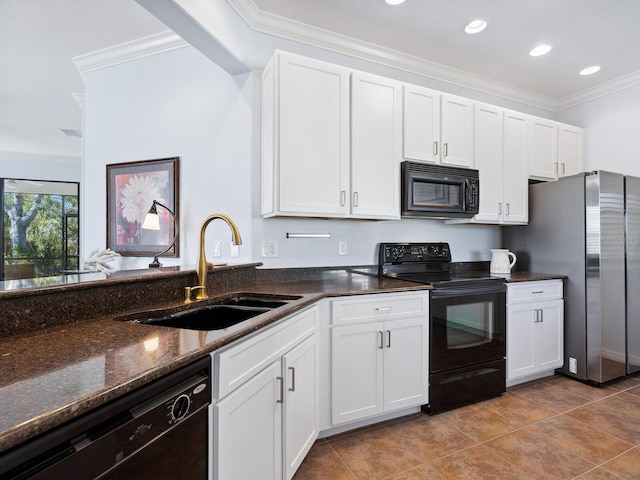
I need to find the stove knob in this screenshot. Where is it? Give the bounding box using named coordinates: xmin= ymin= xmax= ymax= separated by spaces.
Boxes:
xmin=391 ymin=248 xmax=399 ymax=259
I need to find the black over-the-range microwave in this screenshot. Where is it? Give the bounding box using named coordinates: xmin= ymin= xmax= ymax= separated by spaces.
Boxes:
xmin=401 ymin=161 xmax=480 ymax=219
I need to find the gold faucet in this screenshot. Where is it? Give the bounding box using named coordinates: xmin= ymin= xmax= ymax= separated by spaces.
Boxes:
xmin=192 ymin=213 xmax=242 ymax=301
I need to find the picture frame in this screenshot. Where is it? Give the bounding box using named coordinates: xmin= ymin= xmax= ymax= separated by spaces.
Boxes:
xmin=106 ymin=157 xmax=179 ymax=258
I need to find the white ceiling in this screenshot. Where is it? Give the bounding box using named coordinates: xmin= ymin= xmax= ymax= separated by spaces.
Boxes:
xmin=4 ymin=0 xmax=640 ymax=161
xmin=0 ymin=0 xmax=167 ymax=160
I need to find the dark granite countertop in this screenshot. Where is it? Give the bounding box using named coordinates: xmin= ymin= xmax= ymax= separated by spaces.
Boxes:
xmin=0 ymin=267 xmax=427 ymax=453
xmin=0 ymin=263 xmax=564 ymax=454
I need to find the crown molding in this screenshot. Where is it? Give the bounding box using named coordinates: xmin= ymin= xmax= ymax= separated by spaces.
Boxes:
xmin=227 ymin=0 xmax=640 ymax=112
xmin=73 ymin=31 xmax=188 ymax=76
xmin=557 ymin=69 xmax=640 ymax=110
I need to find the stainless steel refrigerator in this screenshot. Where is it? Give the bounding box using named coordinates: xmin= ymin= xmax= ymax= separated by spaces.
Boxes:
xmin=503 ymin=170 xmax=638 ymax=384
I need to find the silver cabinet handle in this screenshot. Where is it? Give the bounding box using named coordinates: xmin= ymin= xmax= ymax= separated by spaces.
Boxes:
xmin=554 ymin=162 xmax=558 ymax=174
xmin=534 ymin=309 xmax=539 ymax=323
xmin=433 ymin=141 xmax=438 ymax=156
xmin=498 ymin=203 xmax=502 ymax=215
xmin=353 ymin=191 xmax=359 ymax=207
xmin=443 ymin=143 xmax=449 ymax=157
xmin=386 ymin=330 xmax=391 ymax=348
xmin=378 ymin=331 xmax=384 ymax=349
xmin=539 ymin=309 xmax=544 ymax=322
xmin=506 ymin=203 xmax=510 ymax=216
xmin=561 ymin=163 xmax=566 ymax=174
xmin=340 ymin=190 xmax=346 ymax=206
xmin=288 ymin=367 xmax=296 ymax=392
xmin=375 ymin=307 xmax=392 ymax=312
xmin=277 ymin=376 xmax=284 ymax=403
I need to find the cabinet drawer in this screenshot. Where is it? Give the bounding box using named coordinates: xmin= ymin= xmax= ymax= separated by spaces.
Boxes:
xmin=213 ymin=306 xmax=317 ymax=401
xmin=331 ymin=292 xmax=428 ymax=325
xmin=507 ymin=280 xmax=563 ymax=304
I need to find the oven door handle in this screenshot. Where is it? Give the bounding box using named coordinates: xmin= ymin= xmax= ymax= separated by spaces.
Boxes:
xmin=430 ymin=283 xmax=506 ymax=298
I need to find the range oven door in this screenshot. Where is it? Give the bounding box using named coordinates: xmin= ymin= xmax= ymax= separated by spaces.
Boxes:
xmin=426 ymin=282 xmax=506 ymax=413
xmin=430 ymin=282 xmax=506 ymax=373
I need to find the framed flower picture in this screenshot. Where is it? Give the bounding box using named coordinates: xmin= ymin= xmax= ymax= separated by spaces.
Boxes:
xmin=106 ymin=157 xmax=179 ymax=257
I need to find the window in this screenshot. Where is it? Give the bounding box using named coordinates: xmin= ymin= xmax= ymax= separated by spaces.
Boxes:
xmin=2 ymin=179 xmax=79 ymax=280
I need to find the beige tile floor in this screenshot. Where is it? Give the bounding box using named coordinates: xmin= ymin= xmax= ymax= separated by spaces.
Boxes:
xmin=293 ymin=374 xmax=640 ymax=480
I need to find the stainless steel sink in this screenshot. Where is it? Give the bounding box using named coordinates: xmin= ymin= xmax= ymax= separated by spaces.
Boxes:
xmin=121 ymin=294 xmax=300 ymax=331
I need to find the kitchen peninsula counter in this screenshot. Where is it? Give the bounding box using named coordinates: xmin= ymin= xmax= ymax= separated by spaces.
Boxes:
xmin=0 ymin=265 xmax=428 ymax=453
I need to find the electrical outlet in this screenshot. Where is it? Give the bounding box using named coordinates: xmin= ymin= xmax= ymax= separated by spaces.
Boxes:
xmin=212 ymin=240 xmax=221 ymax=257
xmin=261 ymin=241 xmax=278 ymax=257
xmin=338 ymin=240 xmax=348 ymax=256
xmin=569 ymin=357 xmax=578 ymax=374
xmin=230 ymin=242 xmax=239 ymax=258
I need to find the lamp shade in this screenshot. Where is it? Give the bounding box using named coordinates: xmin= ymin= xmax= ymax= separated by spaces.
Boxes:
xmin=142 ymin=211 xmax=161 ymax=230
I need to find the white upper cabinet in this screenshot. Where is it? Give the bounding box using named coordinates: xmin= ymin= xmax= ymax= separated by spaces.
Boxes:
xmin=402 ymin=87 xmax=473 ymax=168
xmin=472 ymin=103 xmax=503 ymax=224
xmin=262 ymin=52 xmax=350 ymax=218
xmin=262 ymin=51 xmax=399 ymax=220
xmin=557 ymin=123 xmax=584 ymax=178
xmin=501 ymin=110 xmax=529 ymax=224
xmin=529 ymin=118 xmax=584 ymax=181
xmin=402 ymin=85 xmax=441 ymax=163
xmin=262 ymin=51 xmax=584 ymax=222
xmin=454 ymin=104 xmax=528 ymax=225
xmin=440 ymin=94 xmax=474 ymax=168
xmin=350 ymin=72 xmax=402 ymax=219
xmin=530 ymin=117 xmax=558 ymax=180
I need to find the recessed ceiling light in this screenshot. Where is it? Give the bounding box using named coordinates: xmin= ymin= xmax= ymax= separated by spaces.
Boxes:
xmin=384 ymin=0 xmax=406 ymax=5
xmin=579 ymin=65 xmax=601 ymax=76
xmin=464 ymin=19 xmax=487 ymax=34
xmin=529 ymin=45 xmax=552 ymax=57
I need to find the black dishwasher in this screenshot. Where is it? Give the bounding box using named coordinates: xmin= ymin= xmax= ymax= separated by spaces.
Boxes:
xmin=0 ymin=356 xmax=211 ymax=480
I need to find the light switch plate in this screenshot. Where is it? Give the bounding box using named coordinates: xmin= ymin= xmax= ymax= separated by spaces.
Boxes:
xmin=338 ymin=240 xmax=348 ymax=256
xmin=212 ymin=240 xmax=221 ymax=257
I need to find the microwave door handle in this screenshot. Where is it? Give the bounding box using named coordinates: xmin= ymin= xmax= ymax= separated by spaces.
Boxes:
xmin=464 ymin=179 xmax=471 ymax=209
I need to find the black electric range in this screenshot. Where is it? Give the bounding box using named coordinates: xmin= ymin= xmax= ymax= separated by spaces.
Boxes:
xmin=379 ymin=242 xmax=507 ymax=414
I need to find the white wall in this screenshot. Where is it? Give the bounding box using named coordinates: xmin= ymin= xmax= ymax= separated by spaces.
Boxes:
xmin=83 ymin=45 xmax=500 ymax=270
xmin=557 ymin=84 xmax=640 ymax=176
xmin=83 ymin=46 xmax=254 ymax=270
xmin=0 ymin=153 xmax=81 ymax=183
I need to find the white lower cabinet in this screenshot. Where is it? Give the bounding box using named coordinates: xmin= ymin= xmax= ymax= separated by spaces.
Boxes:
xmin=329 ymin=293 xmax=429 ymax=425
xmin=506 ymin=281 xmax=564 ymax=384
xmin=212 ymin=306 xmax=318 ymax=480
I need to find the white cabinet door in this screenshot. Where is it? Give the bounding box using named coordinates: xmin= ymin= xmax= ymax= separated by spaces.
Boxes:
xmin=331 ymin=322 xmax=384 ymax=425
xmin=502 ymin=110 xmax=529 ymax=224
xmin=440 ymin=94 xmax=474 ymax=168
xmin=507 ymin=298 xmax=564 ymax=381
xmin=530 ymin=117 xmax=558 ymax=180
xmin=558 ymin=124 xmax=584 ymax=177
xmin=351 ymin=71 xmax=401 ymax=219
xmin=283 ymin=335 xmax=318 ymax=480
xmin=262 ymin=52 xmax=350 ymax=217
xmin=383 ymin=317 xmax=428 ymax=411
xmin=536 ymin=299 xmax=564 ymax=371
xmin=473 ymin=103 xmax=503 ymax=223
xmin=506 ymin=303 xmax=537 ymax=379
xmin=214 ymin=361 xmax=283 ymax=480
xmin=402 ymin=85 xmax=441 ymax=163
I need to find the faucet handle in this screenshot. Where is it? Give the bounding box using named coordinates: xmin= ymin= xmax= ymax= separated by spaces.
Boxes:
xmin=184 ymin=285 xmax=206 ymax=304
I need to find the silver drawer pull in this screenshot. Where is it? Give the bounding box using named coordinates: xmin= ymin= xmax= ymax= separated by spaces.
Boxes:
xmin=375 ymin=307 xmax=392 ymax=312
xmin=277 ymin=376 xmax=284 ymax=403
xmin=531 ymin=291 xmax=544 ymax=294
xmin=288 ymin=367 xmax=296 ymax=392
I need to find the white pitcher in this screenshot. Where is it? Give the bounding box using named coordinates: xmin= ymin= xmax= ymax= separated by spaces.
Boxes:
xmin=490 ymin=249 xmax=517 ymax=274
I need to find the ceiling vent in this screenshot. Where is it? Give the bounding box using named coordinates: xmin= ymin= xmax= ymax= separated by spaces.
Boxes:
xmin=59 ymin=128 xmax=82 ymax=137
